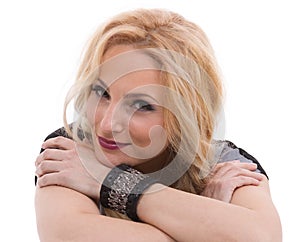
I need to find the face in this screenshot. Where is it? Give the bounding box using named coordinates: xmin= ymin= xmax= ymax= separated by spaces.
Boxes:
xmin=86 ymin=45 xmax=169 ymax=172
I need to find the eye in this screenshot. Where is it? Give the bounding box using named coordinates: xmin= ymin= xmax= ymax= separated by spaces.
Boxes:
xmin=91 ymin=85 xmax=110 ymax=99
xmin=131 ymin=100 xmax=155 ymax=111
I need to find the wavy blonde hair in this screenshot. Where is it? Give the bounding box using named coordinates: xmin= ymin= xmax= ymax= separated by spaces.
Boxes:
xmin=64 ymin=8 xmax=223 ymax=218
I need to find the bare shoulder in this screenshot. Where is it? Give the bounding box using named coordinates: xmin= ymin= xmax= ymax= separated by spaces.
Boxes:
xmin=231 ymin=176 xmax=282 ymax=238
xmin=230 ymin=176 xmax=282 ymax=241
xmin=231 ymin=175 xmax=272 ymax=208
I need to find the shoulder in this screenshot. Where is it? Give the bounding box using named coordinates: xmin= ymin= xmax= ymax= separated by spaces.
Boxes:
xmin=35 ymin=126 xmax=74 ymax=186
xmin=42 ymin=124 xmax=86 ymax=143
xmin=43 ymin=126 xmax=72 ymax=141
xmin=213 ymin=140 xmax=268 ymax=178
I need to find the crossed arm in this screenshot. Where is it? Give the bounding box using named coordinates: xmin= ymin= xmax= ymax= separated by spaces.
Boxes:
xmin=35 ymin=137 xmax=282 ymax=242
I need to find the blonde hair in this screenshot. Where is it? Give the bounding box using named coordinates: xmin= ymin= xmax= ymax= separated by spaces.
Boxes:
xmin=64 ymin=8 xmax=223 ymax=218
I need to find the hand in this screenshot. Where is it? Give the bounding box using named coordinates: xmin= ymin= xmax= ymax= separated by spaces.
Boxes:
xmin=35 ymin=136 xmax=110 ymax=201
xmin=201 ymin=160 xmax=265 ymax=203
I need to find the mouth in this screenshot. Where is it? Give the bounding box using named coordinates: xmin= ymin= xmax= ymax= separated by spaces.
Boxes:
xmin=98 ymin=136 xmax=130 ymax=150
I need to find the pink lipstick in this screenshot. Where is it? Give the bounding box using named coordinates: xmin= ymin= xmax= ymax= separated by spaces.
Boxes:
xmin=98 ymin=136 xmax=129 ymax=150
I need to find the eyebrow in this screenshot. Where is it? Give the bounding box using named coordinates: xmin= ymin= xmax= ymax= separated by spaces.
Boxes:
xmin=125 ymin=93 xmax=159 ymax=104
xmin=96 ymin=78 xmax=159 ymax=104
xmin=96 ymin=78 xmax=109 ymax=90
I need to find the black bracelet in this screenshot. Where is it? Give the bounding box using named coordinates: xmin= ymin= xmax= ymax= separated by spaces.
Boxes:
xmin=99 ymin=164 xmax=158 ymax=222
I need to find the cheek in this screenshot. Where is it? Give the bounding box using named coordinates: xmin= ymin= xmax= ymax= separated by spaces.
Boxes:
xmin=129 ymin=115 xmax=165 ymax=146
xmin=86 ymin=95 xmax=102 ymax=125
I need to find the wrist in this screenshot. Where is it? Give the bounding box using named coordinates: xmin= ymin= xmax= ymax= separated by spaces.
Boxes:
xmin=86 ymin=166 xmax=110 ymax=204
xmin=99 ymin=164 xmax=160 ymax=221
xmin=136 ymin=183 xmax=166 ymax=222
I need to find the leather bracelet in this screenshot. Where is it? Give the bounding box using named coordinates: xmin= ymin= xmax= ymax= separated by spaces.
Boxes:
xmin=99 ymin=164 xmax=158 ymax=222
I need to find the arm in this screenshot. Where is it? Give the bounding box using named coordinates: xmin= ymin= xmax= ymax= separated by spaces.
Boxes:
xmin=35 ymin=136 xmax=174 ymax=242
xmin=36 ymin=137 xmax=281 ymax=242
xmin=35 ymin=186 xmax=175 ymax=242
xmin=137 ymin=176 xmax=282 ymax=242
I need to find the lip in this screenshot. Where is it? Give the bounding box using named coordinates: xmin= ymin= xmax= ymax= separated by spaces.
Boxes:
xmin=98 ymin=136 xmax=130 ymax=150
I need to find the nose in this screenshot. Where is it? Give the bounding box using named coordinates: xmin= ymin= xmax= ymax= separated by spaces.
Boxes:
xmin=97 ymin=103 xmax=124 ymax=135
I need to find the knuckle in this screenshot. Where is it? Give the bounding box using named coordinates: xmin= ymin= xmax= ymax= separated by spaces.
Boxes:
xmin=240 ymin=176 xmax=253 ymax=182
xmin=221 ymin=162 xmax=232 ymax=169
xmin=228 ymin=163 xmax=243 ymax=173
xmin=55 ymin=136 xmax=73 ymax=146
xmin=66 ymin=149 xmax=76 ymax=159
xmin=39 ymin=162 xmax=48 ymax=172
xmin=35 ymin=169 xmax=41 ymax=177
xmin=50 ymin=136 xmax=65 ymax=147
xmin=59 ymin=173 xmax=69 ymax=184
xmin=37 ymin=175 xmax=48 ymax=187
xmin=212 ymin=179 xmax=223 ymax=189
xmin=226 ymin=179 xmax=236 ymax=187
xmin=256 ymin=172 xmax=265 ymax=180
xmin=237 ymin=176 xmax=257 ymax=186
xmin=219 ymin=179 xmax=233 ymax=190
xmin=35 ymin=156 xmax=41 ymax=166
xmin=41 ymin=149 xmax=51 ymax=160
xmin=227 ymin=162 xmax=238 ymax=169
xmin=218 ymin=181 xmax=227 ymax=190
xmin=53 ymin=136 xmax=63 ymax=144
xmin=55 ymin=171 xmax=70 ymax=186
xmin=38 ymin=172 xmax=66 ymax=187
xmin=70 ymin=148 xmax=77 ymax=155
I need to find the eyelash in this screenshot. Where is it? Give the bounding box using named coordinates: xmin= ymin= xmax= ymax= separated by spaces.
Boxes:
xmin=91 ymin=85 xmax=110 ymax=99
xmin=91 ymin=85 xmax=155 ymax=112
xmin=131 ymin=100 xmax=155 ymax=112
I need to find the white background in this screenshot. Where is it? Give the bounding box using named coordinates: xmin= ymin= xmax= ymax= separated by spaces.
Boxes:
xmin=0 ymin=0 xmax=299 ymax=241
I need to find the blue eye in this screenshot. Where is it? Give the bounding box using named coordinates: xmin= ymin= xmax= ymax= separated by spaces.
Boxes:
xmin=91 ymin=85 xmax=110 ymax=99
xmin=132 ymin=100 xmax=155 ymax=111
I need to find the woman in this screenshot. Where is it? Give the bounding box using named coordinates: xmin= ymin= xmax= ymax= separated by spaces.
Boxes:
xmin=35 ymin=9 xmax=281 ymax=241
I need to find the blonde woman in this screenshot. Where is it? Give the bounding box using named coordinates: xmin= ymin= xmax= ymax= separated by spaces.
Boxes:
xmin=35 ymin=9 xmax=281 ymax=242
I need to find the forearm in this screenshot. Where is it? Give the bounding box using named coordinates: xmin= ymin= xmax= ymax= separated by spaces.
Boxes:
xmin=35 ymin=186 xmax=174 ymax=242
xmin=138 ymin=182 xmax=281 ymax=242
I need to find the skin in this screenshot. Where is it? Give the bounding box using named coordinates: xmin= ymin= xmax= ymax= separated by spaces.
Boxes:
xmin=35 ymin=45 xmax=282 ymax=242
xmin=86 ymin=45 xmax=170 ymax=172
xmin=201 ymin=160 xmax=264 ymax=203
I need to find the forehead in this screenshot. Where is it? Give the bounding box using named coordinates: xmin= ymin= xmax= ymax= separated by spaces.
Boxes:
xmin=99 ymin=45 xmax=163 ymax=87
xmin=103 ymin=45 xmax=137 ymax=61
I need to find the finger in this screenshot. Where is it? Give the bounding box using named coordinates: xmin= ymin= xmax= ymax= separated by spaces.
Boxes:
xmin=231 ymin=176 xmax=261 ymax=189
xmin=212 ymin=161 xmax=242 ymax=178
xmin=36 ymin=161 xmax=65 ymax=177
xmin=213 ymin=161 xmax=258 ymax=178
xmin=224 ymin=166 xmax=265 ymax=181
xmin=237 ymin=162 xmax=259 ymax=171
xmin=240 ymin=169 xmax=265 ymax=181
xmin=42 ymin=136 xmax=75 ymax=150
xmin=35 ymin=149 xmax=70 ymax=166
xmin=36 ymin=172 xmax=63 ymax=187
xmin=214 ymin=159 xmax=241 ymax=169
